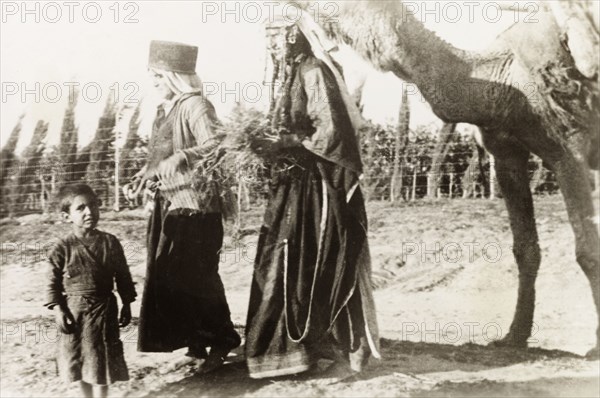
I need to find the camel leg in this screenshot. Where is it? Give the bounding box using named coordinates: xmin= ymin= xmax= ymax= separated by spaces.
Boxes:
xmin=487 ymin=144 xmax=542 ymax=348
xmin=547 ymin=150 xmax=600 ymax=358
xmin=514 ymin=126 xmax=600 ymax=357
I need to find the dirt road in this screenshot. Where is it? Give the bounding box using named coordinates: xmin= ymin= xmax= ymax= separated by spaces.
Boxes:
xmin=1 ymin=196 xmax=598 ymax=397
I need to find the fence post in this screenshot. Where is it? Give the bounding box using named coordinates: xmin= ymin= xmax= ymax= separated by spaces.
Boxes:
xmin=428 ymin=123 xmax=456 ymax=199
xmin=449 ymin=172 xmax=454 ymax=199
xmin=40 ymin=176 xmax=46 ymax=214
xmin=51 ymin=172 xmax=56 ymax=197
xmin=426 ymin=174 xmax=433 ymax=198
xmin=114 ymin=146 xmax=120 ymax=212
xmin=489 ymin=155 xmax=496 ymax=199
xmin=391 ymin=85 xmax=410 ymax=203
xmin=237 ymin=181 xmax=243 ymax=228
xmin=411 ymin=163 xmax=418 ymax=201
xmin=399 ymin=167 xmax=404 ymax=201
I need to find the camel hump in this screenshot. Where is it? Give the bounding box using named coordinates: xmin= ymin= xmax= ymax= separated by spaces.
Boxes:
xmin=492 ymin=11 xmax=571 ymax=70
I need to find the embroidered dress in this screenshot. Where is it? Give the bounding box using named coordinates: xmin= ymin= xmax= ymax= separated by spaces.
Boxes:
xmin=245 ymin=55 xmax=380 ymax=378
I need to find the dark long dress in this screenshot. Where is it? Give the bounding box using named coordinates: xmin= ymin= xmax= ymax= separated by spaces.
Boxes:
xmin=137 ymin=95 xmax=241 ymax=356
xmin=245 ymin=55 xmax=379 ymax=378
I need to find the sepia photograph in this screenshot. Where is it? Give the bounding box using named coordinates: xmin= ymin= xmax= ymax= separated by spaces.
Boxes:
xmin=1 ymin=0 xmax=599 ymax=396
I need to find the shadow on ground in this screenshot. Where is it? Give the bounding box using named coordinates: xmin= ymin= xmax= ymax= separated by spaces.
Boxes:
xmin=142 ymin=338 xmax=596 ymax=397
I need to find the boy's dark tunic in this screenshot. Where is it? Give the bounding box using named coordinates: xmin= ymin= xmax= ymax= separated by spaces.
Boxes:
xmin=45 ymin=230 xmax=137 ymax=384
xmin=245 ymin=55 xmax=380 ymax=378
xmin=137 ymin=93 xmax=241 ymax=356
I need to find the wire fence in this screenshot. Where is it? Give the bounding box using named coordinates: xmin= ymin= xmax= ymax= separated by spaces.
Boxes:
xmin=0 ymin=109 xmax=564 ymax=217
xmin=0 ymin=151 xmax=559 ymax=218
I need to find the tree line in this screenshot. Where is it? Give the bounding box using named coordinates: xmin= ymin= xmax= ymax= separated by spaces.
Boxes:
xmin=0 ymin=96 xmax=558 ymax=218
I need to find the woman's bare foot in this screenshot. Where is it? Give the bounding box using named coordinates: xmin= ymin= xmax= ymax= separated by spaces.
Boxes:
xmin=161 ymin=356 xmax=197 ymax=374
xmin=80 ymin=381 xmax=93 ymax=398
xmin=196 ymin=347 xmax=228 ymax=374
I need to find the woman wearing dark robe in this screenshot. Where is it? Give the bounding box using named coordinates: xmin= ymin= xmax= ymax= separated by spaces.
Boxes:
xmin=133 ymin=40 xmax=240 ymax=373
xmin=245 ymin=16 xmax=380 ymax=379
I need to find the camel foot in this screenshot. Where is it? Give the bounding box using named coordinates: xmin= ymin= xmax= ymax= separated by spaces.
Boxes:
xmin=490 ymin=333 xmax=528 ymax=349
xmin=585 ymin=345 xmax=599 ymax=360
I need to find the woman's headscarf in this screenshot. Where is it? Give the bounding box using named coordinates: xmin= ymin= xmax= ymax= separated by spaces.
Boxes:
xmin=295 ymin=13 xmax=364 ymax=133
xmin=149 ymin=68 xmax=204 ymax=96
xmin=264 ymin=12 xmax=364 ymax=134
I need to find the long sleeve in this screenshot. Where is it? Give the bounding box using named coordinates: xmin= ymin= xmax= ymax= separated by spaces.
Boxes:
xmin=169 ymin=94 xmax=232 ymax=214
xmin=298 ymin=58 xmax=363 ymax=175
xmin=110 ymin=236 xmax=137 ymax=304
xmin=45 ymin=243 xmax=66 ymax=309
xmin=176 ymin=96 xmax=221 ymax=167
xmin=300 ymin=63 xmax=335 ymax=152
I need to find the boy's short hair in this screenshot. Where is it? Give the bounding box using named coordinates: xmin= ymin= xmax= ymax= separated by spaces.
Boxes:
xmin=56 ymin=184 xmax=100 ymax=213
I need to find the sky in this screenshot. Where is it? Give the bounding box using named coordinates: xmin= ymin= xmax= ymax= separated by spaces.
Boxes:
xmin=0 ymin=0 xmax=531 ymax=154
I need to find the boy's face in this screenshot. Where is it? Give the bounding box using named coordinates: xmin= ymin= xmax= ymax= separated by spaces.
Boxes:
xmin=62 ymin=194 xmax=100 ymax=233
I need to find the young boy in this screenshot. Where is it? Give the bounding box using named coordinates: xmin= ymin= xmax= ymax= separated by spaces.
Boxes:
xmin=45 ymin=184 xmax=137 ymax=398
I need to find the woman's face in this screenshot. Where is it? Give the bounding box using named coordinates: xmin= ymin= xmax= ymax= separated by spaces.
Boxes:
xmin=150 ymin=70 xmax=175 ymax=100
xmin=266 ymin=25 xmax=307 ymax=60
xmin=266 ymin=27 xmax=286 ymax=59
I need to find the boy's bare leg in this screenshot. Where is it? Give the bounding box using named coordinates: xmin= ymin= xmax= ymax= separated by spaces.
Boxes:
xmin=79 ymin=381 xmax=93 ymax=398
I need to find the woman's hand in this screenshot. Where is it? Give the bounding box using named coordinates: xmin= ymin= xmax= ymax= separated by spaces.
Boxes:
xmin=250 ymin=137 xmax=281 ymax=155
xmin=126 ymin=165 xmax=148 ymax=199
xmin=130 ymin=165 xmax=148 ymax=183
xmin=119 ymin=303 xmax=132 ymax=327
xmin=156 ymin=152 xmax=187 ymax=179
xmin=280 ymin=133 xmax=301 ymax=148
xmin=54 ymin=305 xmax=76 ymax=334
xmin=145 ymin=180 xmax=159 ymax=191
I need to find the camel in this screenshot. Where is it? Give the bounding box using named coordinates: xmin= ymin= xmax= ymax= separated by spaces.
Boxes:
xmin=304 ymin=0 xmax=600 ymax=357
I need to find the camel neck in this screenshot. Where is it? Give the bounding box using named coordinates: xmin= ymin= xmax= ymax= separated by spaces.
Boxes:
xmin=327 ymin=2 xmax=490 ymax=123
xmin=391 ymin=14 xmax=477 ymax=112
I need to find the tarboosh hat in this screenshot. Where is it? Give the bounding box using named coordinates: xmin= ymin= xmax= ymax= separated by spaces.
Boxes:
xmin=148 ymin=40 xmax=198 ymax=73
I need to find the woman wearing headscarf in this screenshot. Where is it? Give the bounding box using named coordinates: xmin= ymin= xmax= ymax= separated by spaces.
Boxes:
xmin=244 ymin=15 xmax=380 ymax=379
xmin=134 ymin=40 xmax=240 ymax=373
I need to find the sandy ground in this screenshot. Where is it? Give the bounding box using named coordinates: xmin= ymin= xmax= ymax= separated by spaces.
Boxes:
xmin=1 ymin=195 xmax=599 ymax=397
